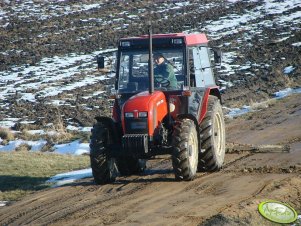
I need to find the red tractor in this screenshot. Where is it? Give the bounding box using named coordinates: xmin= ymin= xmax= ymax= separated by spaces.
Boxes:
xmin=90 ymin=29 xmax=225 ymax=184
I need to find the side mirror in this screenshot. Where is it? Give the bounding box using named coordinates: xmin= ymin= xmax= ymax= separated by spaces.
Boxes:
xmin=97 ymin=55 xmax=105 ymax=69
xmin=212 ymin=48 xmax=222 ymax=66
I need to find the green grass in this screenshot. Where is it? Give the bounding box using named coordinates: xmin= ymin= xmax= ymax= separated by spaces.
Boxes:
xmin=0 ymin=152 xmax=90 ymax=201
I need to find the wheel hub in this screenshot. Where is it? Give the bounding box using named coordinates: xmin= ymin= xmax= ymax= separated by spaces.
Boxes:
xmin=213 ymin=112 xmax=224 ymax=157
xmin=188 ymin=130 xmax=198 ymax=173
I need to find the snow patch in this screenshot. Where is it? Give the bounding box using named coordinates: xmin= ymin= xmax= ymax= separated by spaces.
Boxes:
xmin=227 ymin=87 xmax=301 ymax=117
xmin=27 ymin=130 xmax=45 ymax=135
xmin=0 ymin=2 xmax=103 ymax=21
xmin=0 ymin=201 xmax=8 ymax=207
xmin=0 ymin=120 xmax=16 ymax=128
xmin=0 ymin=118 xmax=20 ymax=128
xmin=0 ymin=139 xmax=47 ymax=152
xmin=227 ymin=106 xmax=251 ymax=117
xmin=292 ymin=42 xmax=301 ymax=47
xmin=0 ymin=48 xmax=116 ymax=102
xmin=283 ymin=66 xmax=295 ymax=74
xmin=46 ymin=168 xmax=92 ymax=187
xmin=274 ymin=87 xmax=301 ymax=99
xmin=26 ymin=130 xmax=58 ymax=136
xmin=66 ymin=125 xmax=92 ymax=132
xmin=54 ymin=140 xmax=89 ymax=155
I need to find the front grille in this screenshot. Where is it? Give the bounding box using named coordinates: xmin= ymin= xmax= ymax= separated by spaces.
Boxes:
xmin=122 ymin=134 xmax=149 ymax=156
xmin=125 ymin=118 xmax=148 ymax=134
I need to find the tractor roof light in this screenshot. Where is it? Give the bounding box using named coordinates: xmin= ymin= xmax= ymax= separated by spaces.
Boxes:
xmin=172 ymin=38 xmax=183 ymax=44
xmin=121 ymin=41 xmax=130 ymax=47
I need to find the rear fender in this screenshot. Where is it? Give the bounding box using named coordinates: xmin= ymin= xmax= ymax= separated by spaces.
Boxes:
xmin=199 ymin=87 xmax=221 ymax=124
xmin=95 ymin=116 xmax=122 ymax=144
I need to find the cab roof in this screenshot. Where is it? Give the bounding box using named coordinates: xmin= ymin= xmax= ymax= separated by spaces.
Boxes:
xmin=120 ymin=33 xmax=208 ymax=46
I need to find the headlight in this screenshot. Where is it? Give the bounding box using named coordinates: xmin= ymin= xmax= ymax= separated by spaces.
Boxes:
xmin=125 ymin=112 xmax=134 ymax=118
xmin=138 ymin=112 xmax=148 ymax=118
xmin=169 ymin=103 xmax=175 ymax=112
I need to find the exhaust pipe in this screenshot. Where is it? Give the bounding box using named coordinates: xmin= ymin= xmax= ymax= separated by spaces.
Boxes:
xmin=148 ymin=22 xmax=154 ymax=94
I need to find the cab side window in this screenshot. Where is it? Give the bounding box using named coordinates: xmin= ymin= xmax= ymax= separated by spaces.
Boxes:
xmin=189 ymin=47 xmax=204 ymax=87
xmin=188 ymin=48 xmax=195 ymax=87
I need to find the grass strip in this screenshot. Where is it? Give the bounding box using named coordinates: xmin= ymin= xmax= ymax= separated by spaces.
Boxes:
xmin=0 ymin=151 xmax=89 ymax=201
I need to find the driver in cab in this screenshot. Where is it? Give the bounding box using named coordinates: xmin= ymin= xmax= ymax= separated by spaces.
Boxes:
xmin=154 ymin=54 xmax=177 ymax=89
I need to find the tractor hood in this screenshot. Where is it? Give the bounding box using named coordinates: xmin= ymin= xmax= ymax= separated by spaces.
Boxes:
xmin=121 ymin=91 xmax=168 ymax=136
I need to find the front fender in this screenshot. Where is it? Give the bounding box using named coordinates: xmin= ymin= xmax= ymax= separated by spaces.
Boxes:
xmin=95 ymin=116 xmax=122 ymax=144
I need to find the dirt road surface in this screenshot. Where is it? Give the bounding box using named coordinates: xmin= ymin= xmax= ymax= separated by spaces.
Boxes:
xmin=0 ymin=93 xmax=300 ymax=226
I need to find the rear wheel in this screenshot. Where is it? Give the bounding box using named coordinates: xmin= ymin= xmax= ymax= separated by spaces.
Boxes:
xmin=117 ymin=157 xmax=146 ymax=176
xmin=198 ymin=96 xmax=225 ymax=171
xmin=172 ymin=119 xmax=199 ymax=180
xmin=90 ymin=122 xmax=118 ymax=184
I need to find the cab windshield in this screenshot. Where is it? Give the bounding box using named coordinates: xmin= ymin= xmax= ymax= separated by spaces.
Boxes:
xmin=118 ymin=49 xmax=185 ymax=93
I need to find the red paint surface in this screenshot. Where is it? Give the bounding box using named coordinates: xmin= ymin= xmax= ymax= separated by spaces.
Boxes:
xmin=199 ymin=87 xmax=220 ymax=124
xmin=122 ymin=91 xmax=168 ymax=136
xmin=120 ymin=33 xmax=208 ymax=46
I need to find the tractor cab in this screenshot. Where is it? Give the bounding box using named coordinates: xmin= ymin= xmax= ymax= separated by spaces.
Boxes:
xmin=117 ymin=38 xmax=185 ymax=93
xmin=115 ymin=33 xmax=220 ymax=94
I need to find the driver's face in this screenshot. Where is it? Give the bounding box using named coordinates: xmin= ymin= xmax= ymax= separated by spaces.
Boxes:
xmin=154 ymin=56 xmax=164 ymax=65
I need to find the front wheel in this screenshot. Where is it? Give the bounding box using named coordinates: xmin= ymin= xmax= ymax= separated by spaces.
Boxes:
xmin=172 ymin=119 xmax=199 ymax=181
xmin=198 ymin=96 xmax=225 ymax=171
xmin=90 ymin=122 xmax=118 ymax=184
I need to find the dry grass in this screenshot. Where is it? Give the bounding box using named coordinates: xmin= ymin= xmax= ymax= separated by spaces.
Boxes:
xmin=40 ymin=142 xmax=54 ymax=152
xmin=250 ymin=98 xmax=277 ymax=111
xmin=14 ymin=122 xmax=39 ymax=132
xmin=70 ymin=131 xmax=91 ymax=143
xmin=44 ymin=131 xmax=74 ymax=144
xmin=15 ymin=143 xmax=31 ymax=152
xmin=14 ymin=127 xmax=91 ymax=154
xmin=43 ymin=112 xmax=76 ymax=144
xmin=0 ymin=127 xmax=14 ymax=141
xmin=0 ymin=128 xmax=14 ymax=145
xmin=17 ymin=130 xmax=41 ymax=141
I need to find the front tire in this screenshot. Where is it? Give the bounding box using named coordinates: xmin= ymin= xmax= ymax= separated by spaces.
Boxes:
xmin=198 ymin=96 xmax=225 ymax=171
xmin=90 ymin=122 xmax=118 ymax=184
xmin=172 ymin=119 xmax=199 ymax=181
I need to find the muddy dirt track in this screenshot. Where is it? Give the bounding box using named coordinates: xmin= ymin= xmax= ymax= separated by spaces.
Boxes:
xmin=0 ymin=93 xmax=300 ymax=226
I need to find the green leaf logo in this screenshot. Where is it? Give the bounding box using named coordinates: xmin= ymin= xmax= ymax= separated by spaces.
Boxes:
xmin=258 ymin=200 xmax=298 ymax=224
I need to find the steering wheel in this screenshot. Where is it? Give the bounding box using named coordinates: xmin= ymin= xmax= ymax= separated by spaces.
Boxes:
xmin=155 ymin=76 xmax=170 ymax=88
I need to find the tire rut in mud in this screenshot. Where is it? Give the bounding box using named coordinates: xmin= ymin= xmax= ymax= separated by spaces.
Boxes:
xmin=0 ymin=158 xmax=175 ymax=225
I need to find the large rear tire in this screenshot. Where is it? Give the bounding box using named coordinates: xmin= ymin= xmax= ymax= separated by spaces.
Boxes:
xmin=117 ymin=157 xmax=146 ymax=176
xmin=198 ymin=96 xmax=225 ymax=171
xmin=172 ymin=119 xmax=199 ymax=181
xmin=90 ymin=122 xmax=118 ymax=184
